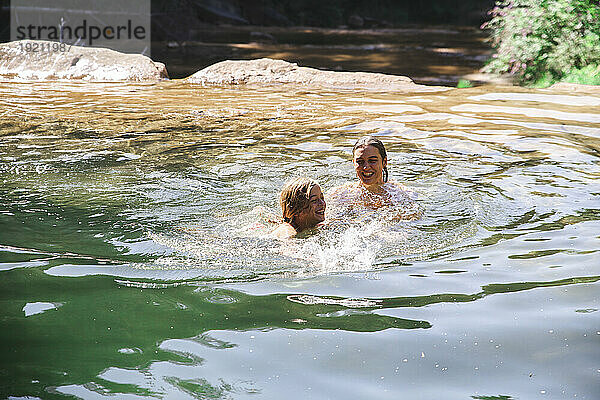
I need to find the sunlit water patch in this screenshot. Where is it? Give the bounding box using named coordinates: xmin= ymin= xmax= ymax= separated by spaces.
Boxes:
xmin=1 ymin=81 xmax=599 ymax=399
xmin=1 ymin=84 xmax=598 ymax=280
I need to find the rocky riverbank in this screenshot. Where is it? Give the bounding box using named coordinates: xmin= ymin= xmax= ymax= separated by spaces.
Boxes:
xmin=3 ymin=38 xmax=597 ymax=93
xmin=0 ymin=39 xmax=444 ymax=92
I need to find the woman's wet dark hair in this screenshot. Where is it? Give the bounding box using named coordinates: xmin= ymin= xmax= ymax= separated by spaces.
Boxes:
xmin=353 ymin=136 xmax=388 ymax=183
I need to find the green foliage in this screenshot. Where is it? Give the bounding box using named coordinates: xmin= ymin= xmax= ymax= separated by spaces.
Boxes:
xmin=531 ymin=64 xmax=600 ymax=86
xmin=457 ymin=79 xmax=474 ymax=88
xmin=562 ymin=63 xmax=600 ymax=84
xmin=529 ymin=71 xmax=555 ymax=88
xmin=482 ymin=0 xmax=600 ymax=86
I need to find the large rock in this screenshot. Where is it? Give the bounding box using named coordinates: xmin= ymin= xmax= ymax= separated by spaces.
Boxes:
xmin=185 ymin=58 xmax=446 ymax=92
xmin=0 ymin=40 xmax=168 ymax=81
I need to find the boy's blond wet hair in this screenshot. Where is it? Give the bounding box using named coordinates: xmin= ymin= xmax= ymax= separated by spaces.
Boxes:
xmin=280 ymin=177 xmax=317 ymax=227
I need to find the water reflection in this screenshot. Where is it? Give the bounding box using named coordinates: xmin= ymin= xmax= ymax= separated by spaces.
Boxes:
xmin=1 ymin=81 xmax=599 ymax=398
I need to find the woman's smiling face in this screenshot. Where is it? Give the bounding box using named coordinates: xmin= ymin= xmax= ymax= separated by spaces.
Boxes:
xmin=353 ymin=145 xmax=387 ymax=187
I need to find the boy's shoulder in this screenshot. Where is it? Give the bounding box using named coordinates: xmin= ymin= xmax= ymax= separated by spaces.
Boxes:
xmin=271 ymin=223 xmax=297 ymax=240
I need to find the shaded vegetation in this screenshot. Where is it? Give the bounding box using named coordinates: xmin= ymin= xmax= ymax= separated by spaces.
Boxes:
xmin=482 ymin=0 xmax=600 ymax=86
xmin=152 ymin=0 xmax=495 ymax=28
xmin=1 ymin=0 xmax=496 ymax=43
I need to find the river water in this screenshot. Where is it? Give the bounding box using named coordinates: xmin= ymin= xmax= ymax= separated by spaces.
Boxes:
xmin=1 ymin=79 xmax=599 ymax=399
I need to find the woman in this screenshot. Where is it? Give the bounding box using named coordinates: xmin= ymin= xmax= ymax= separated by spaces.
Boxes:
xmin=328 ymin=136 xmax=420 ymax=219
xmin=271 ymin=177 xmax=326 ymax=239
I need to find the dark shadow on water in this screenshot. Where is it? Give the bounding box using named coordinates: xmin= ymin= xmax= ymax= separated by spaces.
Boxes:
xmin=151 ymin=25 xmax=491 ymax=85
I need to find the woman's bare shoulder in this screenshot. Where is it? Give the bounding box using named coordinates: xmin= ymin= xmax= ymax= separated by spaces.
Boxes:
xmin=327 ymin=182 xmax=360 ymax=198
xmin=387 ymin=181 xmax=418 ymax=200
xmin=271 ymin=223 xmax=297 ymax=240
xmin=387 ymin=181 xmax=408 ymax=190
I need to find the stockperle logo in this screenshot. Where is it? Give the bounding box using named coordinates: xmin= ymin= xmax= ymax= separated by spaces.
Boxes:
xmin=11 ymin=0 xmax=150 ymax=55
